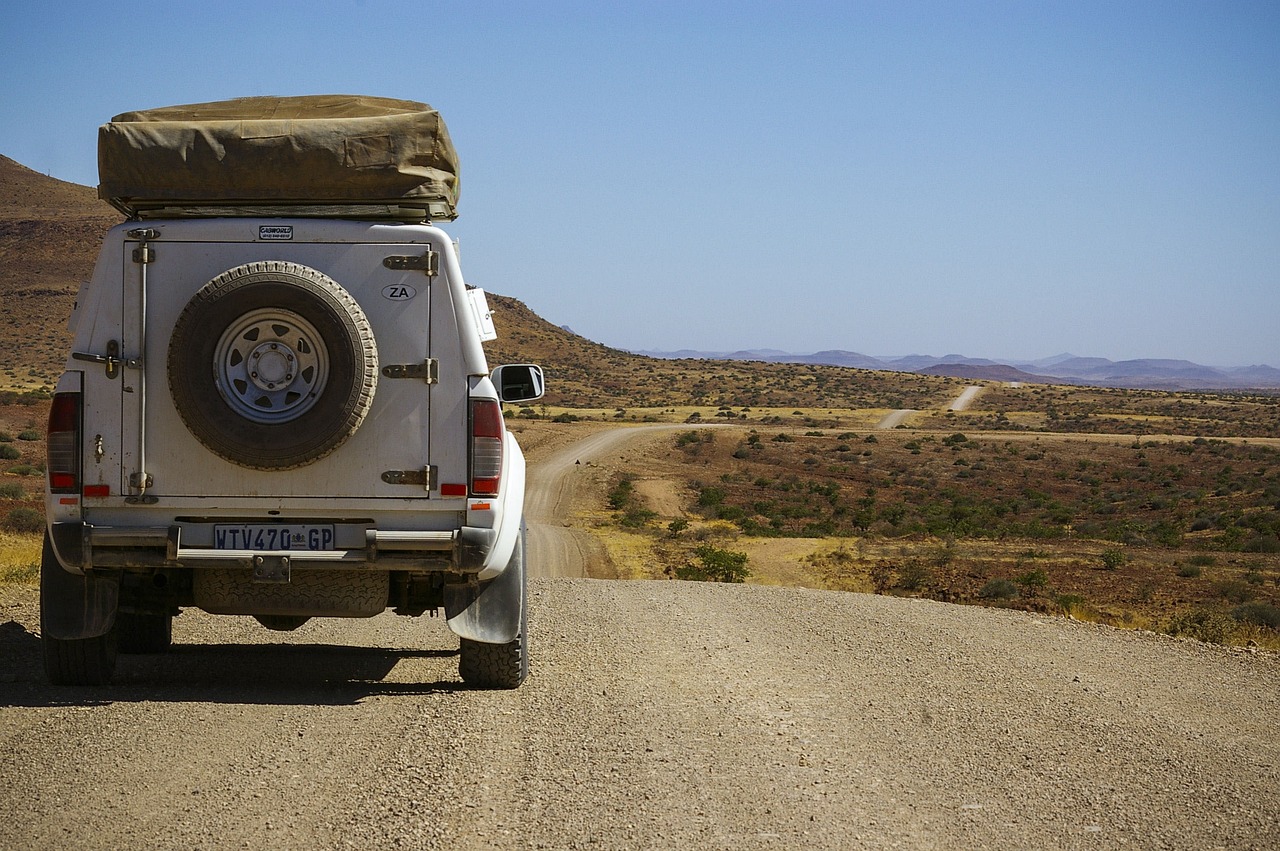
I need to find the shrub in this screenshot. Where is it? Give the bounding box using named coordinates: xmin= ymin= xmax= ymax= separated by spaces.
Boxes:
xmin=896 ymin=559 xmax=933 ymax=592
xmin=697 ymin=486 xmax=725 ymax=508
xmin=676 ymin=431 xmax=701 ymax=447
xmin=1188 ymin=554 xmax=1216 ymax=567
xmin=1100 ymin=549 xmax=1126 ymax=570
xmin=1016 ymin=569 xmax=1049 ymax=590
xmin=608 ymin=477 xmax=635 ymax=510
xmin=1232 ymin=602 xmax=1280 ymax=630
xmin=1215 ymin=579 xmax=1254 ymax=604
xmin=1165 ymin=609 xmax=1236 ymax=645
xmin=675 ymin=545 xmax=749 ymax=583
xmin=16 ymin=430 xmax=40 ymax=441
xmin=1055 ymin=594 xmax=1089 ymax=617
xmin=1176 ymin=563 xmax=1202 ymax=578
xmin=0 ymin=483 xmax=23 ymax=499
xmin=0 ymin=446 xmax=19 ymax=461
xmin=4 ymin=507 xmax=43 ymax=534
xmin=1242 ymin=534 xmax=1280 ymax=553
xmin=978 ymin=578 xmax=1018 ymax=600
xmin=621 ymin=508 xmax=657 ymax=528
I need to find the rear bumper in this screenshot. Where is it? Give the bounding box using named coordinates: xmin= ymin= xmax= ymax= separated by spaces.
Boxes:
xmin=49 ymin=521 xmax=495 ymax=574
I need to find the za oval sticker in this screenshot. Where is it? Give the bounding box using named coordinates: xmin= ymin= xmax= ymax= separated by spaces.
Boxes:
xmin=382 ymin=284 xmax=418 ymax=301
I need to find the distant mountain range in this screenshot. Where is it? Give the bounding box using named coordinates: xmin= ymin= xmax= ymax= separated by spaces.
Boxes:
xmin=633 ymin=349 xmax=1280 ymax=391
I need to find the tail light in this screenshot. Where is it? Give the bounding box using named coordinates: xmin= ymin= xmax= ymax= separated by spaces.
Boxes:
xmin=470 ymin=398 xmax=504 ymax=495
xmin=47 ymin=392 xmax=81 ymax=494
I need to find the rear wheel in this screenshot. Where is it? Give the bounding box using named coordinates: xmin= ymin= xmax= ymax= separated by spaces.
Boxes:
xmin=459 ymin=536 xmax=529 ymax=689
xmin=41 ymin=538 xmax=118 ymax=686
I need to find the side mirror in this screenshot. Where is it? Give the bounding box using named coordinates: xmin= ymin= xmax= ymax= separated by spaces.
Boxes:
xmin=491 ymin=364 xmax=545 ymax=403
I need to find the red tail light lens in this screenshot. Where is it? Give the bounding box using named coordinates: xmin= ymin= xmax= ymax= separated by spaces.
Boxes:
xmin=470 ymin=398 xmax=504 ymax=495
xmin=47 ymin=392 xmax=81 ymax=494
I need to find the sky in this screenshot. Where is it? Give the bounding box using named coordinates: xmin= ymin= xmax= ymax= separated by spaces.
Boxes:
xmin=2 ymin=1 xmax=1277 ymax=366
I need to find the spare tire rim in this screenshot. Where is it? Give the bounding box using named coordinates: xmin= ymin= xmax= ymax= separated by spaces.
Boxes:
xmin=213 ymin=308 xmax=330 ymax=424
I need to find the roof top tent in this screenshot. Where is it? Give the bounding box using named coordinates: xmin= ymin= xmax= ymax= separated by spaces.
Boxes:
xmin=97 ymin=94 xmax=460 ymax=222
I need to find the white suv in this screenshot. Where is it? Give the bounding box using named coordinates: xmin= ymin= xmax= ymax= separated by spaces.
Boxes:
xmin=41 ymin=96 xmax=542 ymax=688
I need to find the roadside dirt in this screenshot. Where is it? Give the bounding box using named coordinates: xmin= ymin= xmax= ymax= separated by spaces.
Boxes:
xmin=1 ymin=425 xmax=1278 ymax=849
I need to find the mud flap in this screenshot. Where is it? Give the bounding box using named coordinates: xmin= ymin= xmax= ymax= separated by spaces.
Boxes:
xmin=444 ymin=531 xmax=524 ymax=644
xmin=40 ymin=533 xmax=120 ymax=641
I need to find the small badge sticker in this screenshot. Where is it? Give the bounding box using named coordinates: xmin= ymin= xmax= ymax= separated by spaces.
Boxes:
xmin=259 ymin=225 xmax=293 ymax=241
xmin=382 ymin=284 xmax=417 ymax=301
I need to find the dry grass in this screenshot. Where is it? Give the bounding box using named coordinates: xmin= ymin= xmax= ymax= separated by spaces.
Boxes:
xmin=0 ymin=531 xmax=40 ymax=585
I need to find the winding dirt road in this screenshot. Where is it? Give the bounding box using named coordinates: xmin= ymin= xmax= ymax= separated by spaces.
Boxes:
xmin=2 ymin=426 xmax=1277 ymax=849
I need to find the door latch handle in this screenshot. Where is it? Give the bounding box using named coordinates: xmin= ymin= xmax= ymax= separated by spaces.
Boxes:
xmin=72 ymin=340 xmax=122 ymax=379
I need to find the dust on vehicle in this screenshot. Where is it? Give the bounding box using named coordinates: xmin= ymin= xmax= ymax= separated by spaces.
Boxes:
xmin=42 ymin=95 xmax=543 ymax=688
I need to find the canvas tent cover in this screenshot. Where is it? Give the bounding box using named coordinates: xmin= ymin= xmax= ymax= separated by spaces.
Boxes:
xmin=98 ymin=95 xmax=460 ymax=220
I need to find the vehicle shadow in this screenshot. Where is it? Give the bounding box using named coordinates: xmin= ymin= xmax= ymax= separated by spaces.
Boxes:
xmin=0 ymin=618 xmax=473 ymax=708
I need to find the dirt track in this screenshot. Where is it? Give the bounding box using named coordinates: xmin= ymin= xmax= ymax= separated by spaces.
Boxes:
xmin=1 ymin=426 xmax=1278 ymax=849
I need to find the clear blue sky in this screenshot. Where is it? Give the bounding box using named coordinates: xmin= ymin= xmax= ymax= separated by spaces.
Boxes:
xmin=3 ymin=1 xmax=1277 ymax=366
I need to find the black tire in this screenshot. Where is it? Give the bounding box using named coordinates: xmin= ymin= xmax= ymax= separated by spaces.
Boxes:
xmin=41 ymin=539 xmax=118 ymax=686
xmin=117 ymin=611 xmax=173 ymax=654
xmin=168 ymin=261 xmax=378 ymax=470
xmin=459 ymin=536 xmax=529 ymax=689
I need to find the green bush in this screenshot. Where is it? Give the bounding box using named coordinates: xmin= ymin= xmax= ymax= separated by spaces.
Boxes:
xmin=697 ymin=486 xmax=725 ymax=508
xmin=4 ymin=507 xmax=43 ymax=533
xmin=1242 ymin=534 xmax=1280 ymax=553
xmin=1100 ymin=549 xmax=1126 ymax=570
xmin=0 ymin=483 xmax=23 ymax=499
xmin=978 ymin=578 xmax=1018 ymax=600
xmin=1016 ymin=569 xmax=1049 ymax=590
xmin=1232 ymin=602 xmax=1280 ymax=630
xmin=1215 ymin=579 xmax=1254 ymax=604
xmin=675 ymin=545 xmax=749 ymax=583
xmin=608 ymin=476 xmax=635 ymax=510
xmin=1165 ymin=609 xmax=1236 ymax=645
xmin=1055 ymin=593 xmax=1089 ymax=616
xmin=1176 ymin=563 xmax=1202 ymax=578
xmin=0 ymin=446 xmax=20 ymax=461
xmin=896 ymin=559 xmax=933 ymax=592
xmin=16 ymin=430 xmax=40 ymax=441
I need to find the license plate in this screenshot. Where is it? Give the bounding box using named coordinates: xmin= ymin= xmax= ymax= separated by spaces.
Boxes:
xmin=213 ymin=524 xmax=336 ymax=551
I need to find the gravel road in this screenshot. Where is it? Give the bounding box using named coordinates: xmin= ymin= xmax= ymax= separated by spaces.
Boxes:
xmin=1 ymin=426 xmax=1277 ymax=849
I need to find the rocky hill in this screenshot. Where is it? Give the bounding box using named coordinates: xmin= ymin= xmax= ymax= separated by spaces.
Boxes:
xmin=0 ymin=155 xmax=121 ymax=385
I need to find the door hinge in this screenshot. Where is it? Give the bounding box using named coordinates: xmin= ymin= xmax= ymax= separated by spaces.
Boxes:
xmin=383 ymin=248 xmax=438 ymax=276
xmin=128 ymin=227 xmax=159 ymax=264
xmin=125 ymin=471 xmax=157 ymax=504
xmin=381 ymin=466 xmax=436 ymax=491
xmin=382 ymin=358 xmax=439 ymax=383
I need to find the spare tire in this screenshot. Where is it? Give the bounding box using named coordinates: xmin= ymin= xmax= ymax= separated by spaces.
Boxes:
xmin=168 ymin=261 xmax=378 ymax=470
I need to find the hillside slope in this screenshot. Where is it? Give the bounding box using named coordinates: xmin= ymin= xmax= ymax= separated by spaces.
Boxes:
xmin=0 ymin=154 xmax=958 ymax=412
xmin=0 ymin=156 xmax=120 ymax=385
